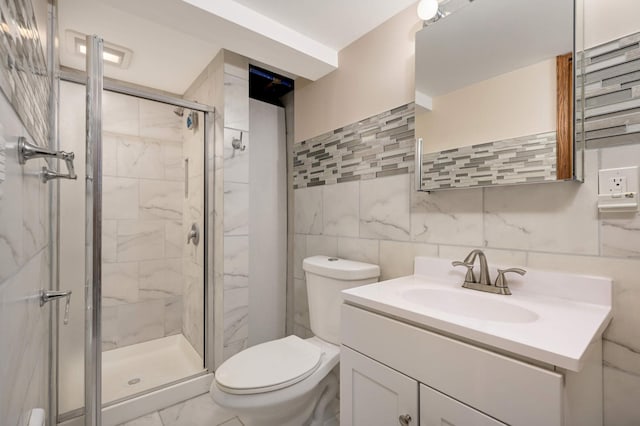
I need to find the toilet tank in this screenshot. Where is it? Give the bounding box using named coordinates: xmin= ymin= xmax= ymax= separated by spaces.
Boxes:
xmin=302 ymin=256 xmax=380 ymax=344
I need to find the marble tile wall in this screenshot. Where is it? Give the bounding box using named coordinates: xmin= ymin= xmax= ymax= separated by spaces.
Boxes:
xmin=0 ymin=88 xmax=50 ymax=424
xmin=221 ymin=59 xmax=250 ymax=361
xmin=183 ymin=51 xmax=252 ymax=362
xmin=293 ymin=134 xmax=640 ymax=425
xmin=100 ymin=93 xmax=186 ymax=350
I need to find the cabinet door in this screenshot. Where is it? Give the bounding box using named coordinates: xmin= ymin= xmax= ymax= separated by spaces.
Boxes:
xmin=341 ymin=346 xmax=418 ymax=426
xmin=420 ymin=385 xmax=507 ymax=426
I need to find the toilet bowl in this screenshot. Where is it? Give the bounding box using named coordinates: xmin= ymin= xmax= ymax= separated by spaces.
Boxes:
xmin=210 ymin=256 xmax=380 ymax=426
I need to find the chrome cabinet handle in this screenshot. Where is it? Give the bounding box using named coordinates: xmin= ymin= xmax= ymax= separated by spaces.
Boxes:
xmin=399 ymin=414 xmax=412 ymax=425
xmin=41 ymin=290 xmax=72 ymax=324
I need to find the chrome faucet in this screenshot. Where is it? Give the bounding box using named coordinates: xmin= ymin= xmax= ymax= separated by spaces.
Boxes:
xmin=452 ymin=249 xmax=526 ymax=295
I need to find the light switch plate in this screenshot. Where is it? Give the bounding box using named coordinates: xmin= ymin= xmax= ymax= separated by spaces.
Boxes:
xmin=598 ymin=166 xmax=639 ymax=212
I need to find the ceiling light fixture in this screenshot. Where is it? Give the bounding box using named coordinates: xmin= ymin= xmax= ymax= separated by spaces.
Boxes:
xmin=76 ymin=42 xmax=124 ymax=65
xmin=66 ymin=30 xmax=133 ymax=69
xmin=417 ymin=0 xmax=440 ymax=21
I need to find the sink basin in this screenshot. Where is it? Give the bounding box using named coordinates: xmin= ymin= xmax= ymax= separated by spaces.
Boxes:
xmin=401 ymin=288 xmax=539 ymax=323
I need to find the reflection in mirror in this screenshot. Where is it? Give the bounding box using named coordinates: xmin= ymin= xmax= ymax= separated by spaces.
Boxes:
xmin=414 ymin=0 xmax=580 ymax=190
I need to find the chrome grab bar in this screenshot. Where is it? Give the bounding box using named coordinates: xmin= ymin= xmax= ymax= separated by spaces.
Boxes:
xmin=17 ymin=137 xmax=77 ymax=182
xmin=41 ymin=290 xmax=72 ymax=324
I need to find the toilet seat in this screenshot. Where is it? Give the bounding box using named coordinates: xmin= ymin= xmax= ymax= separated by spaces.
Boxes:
xmin=215 ymin=335 xmax=323 ymax=395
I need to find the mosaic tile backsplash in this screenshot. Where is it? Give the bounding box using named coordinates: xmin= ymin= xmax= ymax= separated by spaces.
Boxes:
xmin=0 ymin=0 xmax=50 ymax=147
xmin=579 ymin=31 xmax=640 ymax=148
xmin=293 ymin=103 xmax=416 ymax=189
xmin=292 ymin=101 xmax=557 ymax=190
xmin=421 ymin=132 xmax=557 ymax=189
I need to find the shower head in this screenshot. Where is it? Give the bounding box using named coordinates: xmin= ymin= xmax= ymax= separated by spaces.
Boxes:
xmin=173 ymin=107 xmax=184 ymax=117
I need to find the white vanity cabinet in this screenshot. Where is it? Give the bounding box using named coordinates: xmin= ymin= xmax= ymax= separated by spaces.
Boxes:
xmin=340 ymin=304 xmax=604 ymax=426
xmin=341 ymin=345 xmax=506 ymax=426
xmin=341 ymin=346 xmax=418 ymax=426
xmin=420 ymin=384 xmax=506 ymax=426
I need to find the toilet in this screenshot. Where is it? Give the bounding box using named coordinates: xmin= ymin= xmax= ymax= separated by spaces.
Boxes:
xmin=210 ymin=255 xmax=380 ymax=426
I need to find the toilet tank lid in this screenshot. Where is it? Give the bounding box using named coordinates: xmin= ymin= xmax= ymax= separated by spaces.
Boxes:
xmin=302 ymin=256 xmax=380 ymax=280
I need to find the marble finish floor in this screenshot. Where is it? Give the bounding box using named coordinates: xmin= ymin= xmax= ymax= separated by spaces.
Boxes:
xmin=120 ymin=393 xmax=341 ymax=426
xmin=119 ymin=394 xmax=244 ymax=426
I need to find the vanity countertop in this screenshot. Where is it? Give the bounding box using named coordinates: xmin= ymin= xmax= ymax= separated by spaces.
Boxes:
xmin=342 ymin=256 xmax=612 ymax=372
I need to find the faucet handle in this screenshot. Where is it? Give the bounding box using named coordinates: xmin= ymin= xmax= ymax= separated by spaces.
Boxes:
xmin=452 ymin=261 xmax=476 ymax=283
xmin=495 ymin=267 xmax=526 ymax=290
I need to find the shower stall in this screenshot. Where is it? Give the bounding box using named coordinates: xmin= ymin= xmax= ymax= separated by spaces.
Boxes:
xmin=54 ymin=39 xmax=216 ymax=425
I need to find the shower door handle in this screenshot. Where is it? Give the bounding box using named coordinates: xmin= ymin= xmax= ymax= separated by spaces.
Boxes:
xmin=41 ymin=290 xmax=72 ymax=324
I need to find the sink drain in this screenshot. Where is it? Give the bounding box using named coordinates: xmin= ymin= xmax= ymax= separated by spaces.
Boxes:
xmin=128 ymin=378 xmax=141 ymax=386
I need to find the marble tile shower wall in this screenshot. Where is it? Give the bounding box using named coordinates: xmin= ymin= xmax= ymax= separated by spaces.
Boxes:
xmin=181 ymin=51 xmax=251 ymax=362
xmin=0 ymin=88 xmax=50 ymax=425
xmin=221 ymin=61 xmax=251 ymax=360
xmin=101 ymin=93 xmax=186 ymax=350
xmin=0 ymin=0 xmax=50 ymax=147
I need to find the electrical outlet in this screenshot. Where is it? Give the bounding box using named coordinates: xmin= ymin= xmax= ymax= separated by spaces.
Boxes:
xmin=598 ymin=166 xmax=639 ymax=212
xmin=599 ymin=167 xmax=638 ymax=195
xmin=609 ymin=176 xmax=627 ymax=193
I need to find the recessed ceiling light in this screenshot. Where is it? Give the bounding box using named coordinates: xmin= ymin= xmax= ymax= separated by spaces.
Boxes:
xmin=66 ymin=30 xmax=133 ymax=69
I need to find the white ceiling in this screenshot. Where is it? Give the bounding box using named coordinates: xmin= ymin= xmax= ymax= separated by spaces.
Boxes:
xmin=58 ymin=0 xmax=417 ymax=94
xmin=58 ymin=0 xmax=221 ymax=94
xmin=230 ymin=0 xmax=418 ymax=51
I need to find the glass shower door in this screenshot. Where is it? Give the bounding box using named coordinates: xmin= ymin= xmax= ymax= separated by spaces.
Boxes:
xmin=57 ymin=43 xmax=212 ymax=426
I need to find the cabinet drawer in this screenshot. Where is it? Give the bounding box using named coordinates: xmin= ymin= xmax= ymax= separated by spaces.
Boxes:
xmin=421 ymin=384 xmax=506 ymax=426
xmin=342 ymin=304 xmax=563 ymax=426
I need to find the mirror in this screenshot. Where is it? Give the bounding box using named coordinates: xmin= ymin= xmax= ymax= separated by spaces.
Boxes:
xmin=414 ymin=0 xmax=581 ymax=190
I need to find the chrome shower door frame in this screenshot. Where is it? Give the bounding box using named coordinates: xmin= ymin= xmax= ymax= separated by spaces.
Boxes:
xmin=85 ymin=34 xmax=104 ymax=426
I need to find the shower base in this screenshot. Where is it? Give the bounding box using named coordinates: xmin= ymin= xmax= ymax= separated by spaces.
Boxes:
xmin=102 ymin=334 xmax=203 ymax=404
xmin=59 ymin=334 xmax=208 ymax=425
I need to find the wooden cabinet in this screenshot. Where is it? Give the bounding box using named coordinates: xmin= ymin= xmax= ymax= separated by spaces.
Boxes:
xmin=341 ymin=346 xmax=418 ymax=426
